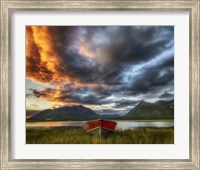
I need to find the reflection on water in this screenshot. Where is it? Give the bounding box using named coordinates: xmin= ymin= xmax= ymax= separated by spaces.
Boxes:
xmin=26 ymin=121 xmax=174 ymax=130
xmin=116 ymin=121 xmax=174 ymax=130
xmin=26 ymin=121 xmax=84 ymax=128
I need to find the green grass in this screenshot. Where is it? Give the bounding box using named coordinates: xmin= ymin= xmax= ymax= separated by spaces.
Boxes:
xmin=26 ymin=127 xmax=174 ymax=144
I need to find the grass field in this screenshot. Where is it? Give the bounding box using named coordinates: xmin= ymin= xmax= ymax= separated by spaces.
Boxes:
xmin=26 ymin=127 xmax=174 ymax=144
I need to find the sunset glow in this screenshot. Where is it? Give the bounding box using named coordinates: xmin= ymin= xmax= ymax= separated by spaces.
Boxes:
xmin=26 ymin=26 xmax=174 ymax=115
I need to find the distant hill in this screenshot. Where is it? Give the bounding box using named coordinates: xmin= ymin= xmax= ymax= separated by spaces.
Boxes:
xmin=29 ymin=105 xmax=100 ymax=121
xmin=26 ymin=110 xmax=41 ymax=119
xmin=121 ymin=100 xmax=174 ymax=120
xmin=28 ymin=100 xmax=174 ymax=121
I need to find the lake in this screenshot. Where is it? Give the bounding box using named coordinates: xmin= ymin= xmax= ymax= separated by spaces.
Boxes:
xmin=26 ymin=121 xmax=174 ymax=130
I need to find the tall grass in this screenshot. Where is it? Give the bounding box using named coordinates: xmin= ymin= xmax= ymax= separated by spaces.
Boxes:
xmin=26 ymin=127 xmax=174 ymax=144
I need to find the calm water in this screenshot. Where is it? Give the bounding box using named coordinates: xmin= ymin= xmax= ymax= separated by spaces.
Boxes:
xmin=26 ymin=121 xmax=174 ymax=130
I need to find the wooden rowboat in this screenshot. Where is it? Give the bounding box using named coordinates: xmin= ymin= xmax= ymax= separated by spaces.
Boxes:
xmin=84 ymin=119 xmax=117 ymax=135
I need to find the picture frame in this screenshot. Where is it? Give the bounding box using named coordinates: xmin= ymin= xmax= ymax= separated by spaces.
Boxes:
xmin=0 ymin=0 xmax=199 ymax=169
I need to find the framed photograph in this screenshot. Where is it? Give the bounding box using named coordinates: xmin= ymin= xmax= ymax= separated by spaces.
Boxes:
xmin=0 ymin=0 xmax=199 ymax=169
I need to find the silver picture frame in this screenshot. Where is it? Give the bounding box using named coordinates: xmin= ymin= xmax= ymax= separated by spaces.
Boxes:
xmin=0 ymin=0 xmax=199 ymax=169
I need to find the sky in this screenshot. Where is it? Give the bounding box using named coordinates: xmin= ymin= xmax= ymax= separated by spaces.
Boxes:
xmin=26 ymin=26 xmax=174 ymax=115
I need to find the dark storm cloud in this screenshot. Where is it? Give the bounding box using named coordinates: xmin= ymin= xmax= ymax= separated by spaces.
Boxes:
xmin=124 ymin=55 xmax=174 ymax=96
xmin=35 ymin=26 xmax=174 ymax=85
xmin=30 ymin=85 xmax=113 ymax=105
xmin=60 ymin=51 xmax=100 ymax=83
xmin=99 ymin=69 xmax=125 ymax=85
xmin=56 ymin=91 xmax=109 ymax=105
xmin=31 ymin=88 xmax=56 ymax=98
xmin=56 ymin=84 xmax=121 ymax=105
xmin=114 ymin=99 xmax=139 ymax=108
xmin=27 ymin=26 xmax=174 ymax=112
xmin=96 ymin=26 xmax=174 ymax=65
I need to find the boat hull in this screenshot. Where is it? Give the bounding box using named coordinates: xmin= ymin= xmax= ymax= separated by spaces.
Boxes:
xmin=84 ymin=119 xmax=117 ymax=135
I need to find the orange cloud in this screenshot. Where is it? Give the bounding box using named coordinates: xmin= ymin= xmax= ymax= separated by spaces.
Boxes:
xmin=26 ymin=26 xmax=108 ymax=107
xmin=26 ymin=26 xmax=102 ymax=87
xmin=26 ymin=26 xmax=70 ymax=84
xmin=32 ymin=88 xmax=70 ymax=104
xmin=31 ymin=104 xmax=38 ymax=107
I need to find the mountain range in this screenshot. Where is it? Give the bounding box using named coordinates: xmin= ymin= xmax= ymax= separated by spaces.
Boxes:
xmin=27 ymin=100 xmax=174 ymax=121
xmin=121 ymin=100 xmax=174 ymax=120
xmin=28 ymin=105 xmax=100 ymax=121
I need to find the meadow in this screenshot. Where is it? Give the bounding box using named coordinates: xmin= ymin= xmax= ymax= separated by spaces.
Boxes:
xmin=26 ymin=127 xmax=174 ymax=144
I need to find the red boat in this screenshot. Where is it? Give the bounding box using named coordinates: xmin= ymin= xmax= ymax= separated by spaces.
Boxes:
xmin=84 ymin=119 xmax=117 ymax=135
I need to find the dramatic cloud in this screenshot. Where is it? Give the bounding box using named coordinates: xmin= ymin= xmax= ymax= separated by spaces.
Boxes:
xmin=30 ymin=85 xmax=112 ymax=105
xmin=114 ymin=99 xmax=139 ymax=108
xmin=26 ymin=26 xmax=174 ymax=114
xmin=26 ymin=26 xmax=65 ymax=83
xmin=124 ymin=55 xmax=174 ymax=95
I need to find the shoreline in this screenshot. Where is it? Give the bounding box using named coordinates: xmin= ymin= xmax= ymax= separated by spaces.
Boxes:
xmin=26 ymin=119 xmax=174 ymax=123
xmin=26 ymin=126 xmax=174 ymax=130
